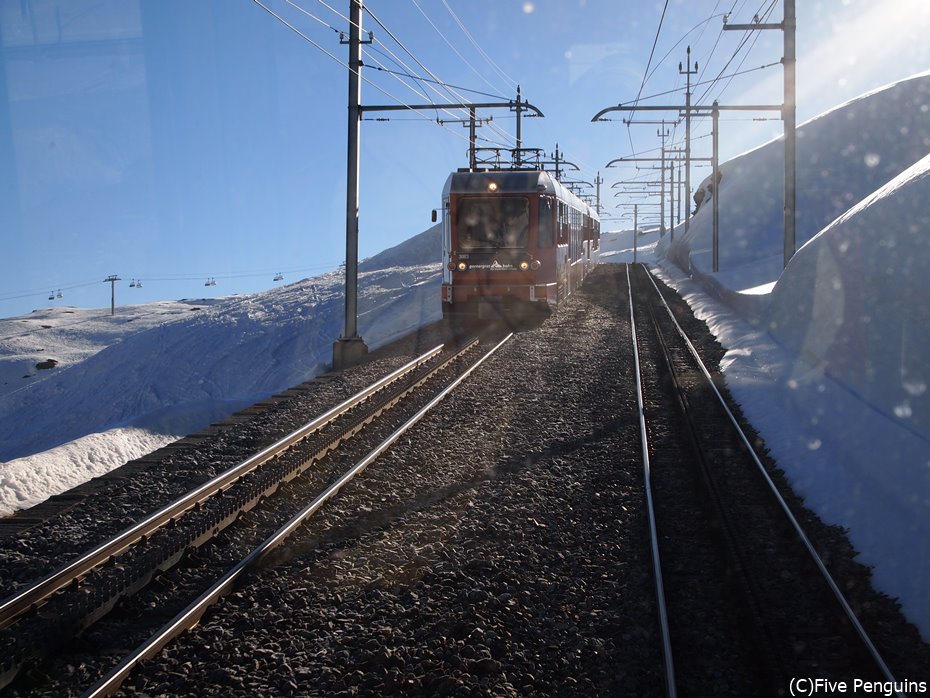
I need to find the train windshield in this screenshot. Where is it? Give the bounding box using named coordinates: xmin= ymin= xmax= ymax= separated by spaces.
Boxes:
xmin=456 ymin=196 xmax=529 ymax=252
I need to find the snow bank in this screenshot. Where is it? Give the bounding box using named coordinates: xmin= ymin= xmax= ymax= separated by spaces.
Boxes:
xmin=0 ymin=427 xmax=179 ymax=516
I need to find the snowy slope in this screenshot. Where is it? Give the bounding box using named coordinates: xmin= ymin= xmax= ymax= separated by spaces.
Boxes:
xmin=0 ymin=261 xmax=440 ymax=513
xmin=770 ymin=153 xmax=930 ymax=440
xmin=665 ymin=70 xmax=930 ymax=291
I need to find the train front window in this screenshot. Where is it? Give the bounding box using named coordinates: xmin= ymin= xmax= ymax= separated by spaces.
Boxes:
xmin=456 ymin=197 xmax=529 ymax=252
xmin=538 ymin=197 xmax=553 ymax=247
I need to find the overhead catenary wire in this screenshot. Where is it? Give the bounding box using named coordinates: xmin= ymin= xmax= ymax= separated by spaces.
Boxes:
xmin=409 ymin=0 xmax=508 ymax=98
xmin=362 ymin=61 xmax=509 ymax=101
xmin=252 ymin=0 xmax=492 ymax=152
xmin=706 ymin=0 xmax=779 ymax=102
xmin=363 ymin=4 xmax=520 ymax=148
xmin=313 ymin=0 xmax=520 ymax=148
xmin=440 ymin=0 xmax=516 ymax=92
xmin=626 ymin=0 xmax=670 ymax=155
xmin=284 ymin=0 xmax=340 ymax=33
xmin=694 ymin=0 xmax=779 ymax=105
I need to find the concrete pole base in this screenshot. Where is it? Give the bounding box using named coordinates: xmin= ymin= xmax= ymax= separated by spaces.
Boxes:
xmin=332 ymin=336 xmax=369 ymax=371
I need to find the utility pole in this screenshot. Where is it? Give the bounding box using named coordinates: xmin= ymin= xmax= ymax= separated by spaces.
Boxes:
xmin=784 ymin=0 xmax=797 ymax=267
xmin=334 ymin=0 xmax=372 ymax=370
xmin=724 ymin=1 xmax=796 ymax=266
xmin=103 ymin=275 xmax=120 ymax=316
xmin=633 ymin=203 xmax=638 ymax=264
xmin=658 ymin=125 xmax=669 ymax=235
xmin=436 ymin=110 xmax=492 ymax=171
xmin=679 ymin=46 xmax=698 ymax=234
xmin=595 ymin=171 xmax=603 ymax=216
xmin=668 ymin=161 xmax=674 ymax=241
xmin=712 ymin=102 xmax=720 ymax=272
xmin=513 ymin=85 xmax=525 ymax=168
xmin=469 ymin=107 xmax=477 ymax=170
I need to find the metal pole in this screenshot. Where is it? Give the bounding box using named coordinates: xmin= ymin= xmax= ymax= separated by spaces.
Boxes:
xmin=679 ymin=46 xmax=698 ymax=234
xmin=659 ymin=134 xmax=666 ymax=236
xmin=668 ymin=162 xmax=674 ymax=242
xmin=334 ymin=0 xmax=368 ymax=369
xmin=660 ymin=146 xmax=665 ymax=236
xmin=514 ymin=85 xmax=524 ymax=168
xmin=685 ymin=53 xmax=690 ymax=234
xmin=712 ymin=102 xmax=720 ymax=272
xmin=784 ymin=0 xmax=797 ymax=267
xmin=469 ymin=107 xmax=476 ymax=171
xmin=103 ymin=275 xmax=120 ymax=316
xmin=633 ymin=204 xmax=638 ymax=264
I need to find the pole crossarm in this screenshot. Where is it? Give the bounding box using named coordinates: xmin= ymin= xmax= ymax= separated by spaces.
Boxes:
xmin=724 ymin=22 xmax=783 ymax=30
xmin=361 ymin=101 xmax=544 ymax=117
xmin=592 ymin=103 xmax=780 ymax=120
xmin=607 ymin=156 xmax=712 ymax=167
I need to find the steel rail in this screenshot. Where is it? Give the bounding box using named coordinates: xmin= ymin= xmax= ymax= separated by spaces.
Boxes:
xmin=640 ymin=267 xmax=783 ymax=684
xmin=626 ymin=265 xmax=677 ymax=698
xmin=84 ymin=333 xmax=514 ymax=698
xmin=641 ymin=265 xmax=900 ymax=689
xmin=0 ymin=344 xmax=445 ymax=630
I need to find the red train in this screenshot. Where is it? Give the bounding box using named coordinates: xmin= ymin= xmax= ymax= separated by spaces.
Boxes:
xmin=439 ymin=170 xmax=600 ymax=321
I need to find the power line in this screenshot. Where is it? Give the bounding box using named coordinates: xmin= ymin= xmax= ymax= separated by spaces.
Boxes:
xmin=441 ymin=0 xmax=516 ymax=92
xmin=644 ymin=10 xmax=727 ymax=86
xmin=362 ymin=61 xmax=508 ymax=101
xmin=709 ymin=0 xmax=779 ymax=100
xmin=363 ymin=46 xmax=434 ymax=103
xmin=695 ymin=0 xmax=777 ymax=105
xmin=315 ymin=0 xmax=517 ymax=149
xmin=284 ymin=0 xmax=340 ymax=33
xmin=409 ymin=0 xmax=507 ymax=98
xmin=252 ymin=0 xmax=348 ymax=70
xmin=365 ymin=4 xmax=458 ymax=103
xmin=252 ymin=0 xmax=483 ymax=150
xmin=362 ymin=4 xmax=518 ymax=148
xmin=626 ymin=0 xmax=669 ymax=154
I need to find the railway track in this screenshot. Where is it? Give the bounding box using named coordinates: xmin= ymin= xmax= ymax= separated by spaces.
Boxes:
xmin=2 ymin=265 xmax=924 ymax=696
xmin=0 ymin=331 xmax=512 ymax=695
xmin=627 ymin=263 xmax=899 ymax=697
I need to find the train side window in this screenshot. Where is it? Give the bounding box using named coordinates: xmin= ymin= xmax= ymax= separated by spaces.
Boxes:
xmin=538 ymin=197 xmax=553 ymax=247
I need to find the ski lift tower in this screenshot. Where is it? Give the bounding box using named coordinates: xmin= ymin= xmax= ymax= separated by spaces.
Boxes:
xmin=103 ymin=275 xmax=120 ymax=316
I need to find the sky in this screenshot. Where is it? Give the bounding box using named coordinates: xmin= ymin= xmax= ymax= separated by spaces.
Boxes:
xmin=1 ymin=0 xmax=929 ymax=318
xmin=1 ymin=69 xmax=929 ymax=642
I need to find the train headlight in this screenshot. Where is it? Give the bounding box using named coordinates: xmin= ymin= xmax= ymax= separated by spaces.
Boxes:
xmin=457 ymin=261 xmax=468 ymax=271
xmin=488 ymin=182 xmax=498 ymax=192
xmin=518 ymin=260 xmax=530 ymax=271
xmin=530 ymin=259 xmax=541 ymax=270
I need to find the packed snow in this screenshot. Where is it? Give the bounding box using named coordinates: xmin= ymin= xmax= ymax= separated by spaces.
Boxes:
xmin=1 ymin=73 xmax=929 ymax=639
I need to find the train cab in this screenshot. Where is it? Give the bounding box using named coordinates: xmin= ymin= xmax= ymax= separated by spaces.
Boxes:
xmin=440 ymin=170 xmax=599 ymax=320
